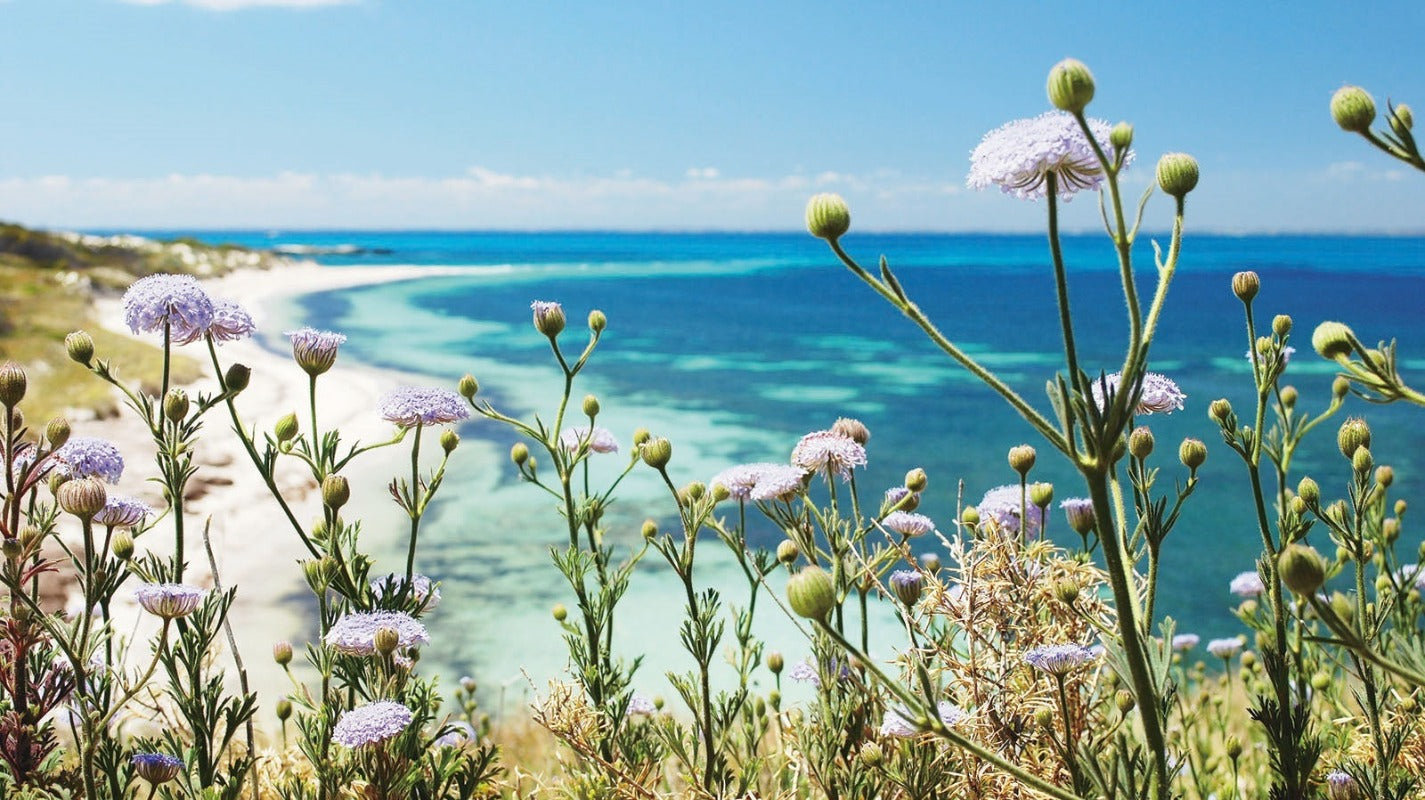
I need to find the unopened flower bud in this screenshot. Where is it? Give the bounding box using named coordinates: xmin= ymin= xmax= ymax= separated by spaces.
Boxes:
xmin=787 ymin=566 xmax=836 ymax=621
xmin=641 ymin=519 xmax=658 ymax=540
xmin=858 ymin=741 xmax=884 ymax=768
xmin=1278 ymin=543 xmax=1326 ymax=596
xmin=1007 ymin=444 xmax=1036 ymax=476
xmin=632 ymin=427 xmax=651 ymax=447
xmin=1331 ymin=86 xmax=1376 ymax=132
xmin=1312 ymin=321 xmax=1356 ymax=360
xmin=65 ymin=331 xmax=95 ymax=365
xmin=276 ymin=698 xmax=292 ymax=721
xmin=1272 ymin=314 xmax=1292 ymax=338
xmin=1115 ymin=690 xmax=1136 ymax=714
xmin=273 ymin=641 xmax=294 ymax=666
xmin=531 ymin=301 xmax=565 ymax=337
xmin=1129 ymin=426 xmax=1155 ymax=459
xmin=1352 ymin=446 xmax=1373 ymax=474
xmin=1209 ymin=398 xmax=1233 ymax=424
xmin=1338 ymin=417 xmax=1371 ymax=459
xmin=1225 ymin=736 xmax=1243 ymax=760
xmin=321 ymin=474 xmax=350 ymax=510
xmin=440 ymin=430 xmax=459 ymax=454
xmin=1156 ymin=153 xmax=1200 ymax=198
xmin=510 ymin=442 xmax=529 ymax=466
xmin=776 ymin=540 xmax=799 ymax=565
xmin=1054 ymin=579 xmax=1080 ymax=605
xmin=1232 ymin=271 xmax=1260 ymax=303
xmin=552 ymin=603 xmax=567 ymax=622
xmin=111 ymin=530 xmax=135 ymax=559
xmin=641 ymin=436 xmax=672 ymax=469
xmin=1110 ymin=121 xmax=1133 ymax=151
xmin=0 ymin=362 xmax=26 ymax=408
xmin=163 ymin=389 xmax=189 ymax=423
xmin=587 ymin=309 xmax=607 ymax=332
xmin=710 ymin=482 xmax=730 ymax=502
xmin=1179 ymin=438 xmax=1207 ymax=470
xmin=458 ymin=374 xmax=478 ymax=400
xmin=767 ymin=651 xmax=784 ymax=674
xmin=581 ymin=394 xmax=600 ymax=418
xmin=58 ymin=478 xmax=107 ymax=519
xmin=1033 ymin=707 xmax=1055 ymax=728
xmin=804 ymin=193 xmax=851 ymax=241
xmin=960 ymin=507 xmax=980 ymax=529
xmin=1046 ymin=58 xmax=1095 ymax=113
xmin=1 ymin=539 xmax=21 ymax=560
xmin=1280 ymin=385 xmax=1298 ymax=408
xmin=831 ymin=417 xmax=870 ymax=445
xmin=1297 ymin=477 xmax=1320 ymax=505
xmin=45 ymin=417 xmax=71 ymax=450
xmin=1330 ymin=592 xmax=1355 ymax=627
xmin=1375 ymin=465 xmax=1394 ymax=488
xmin=920 ymin=553 xmax=941 ymax=573
xmin=904 ymin=467 xmax=928 ymax=493
xmin=889 ymin=570 xmax=924 ymax=606
xmin=373 ymin=626 xmax=400 ymax=656
xmin=1029 ymin=482 xmax=1053 ymax=508
xmin=274 ymin=413 xmax=299 ymax=443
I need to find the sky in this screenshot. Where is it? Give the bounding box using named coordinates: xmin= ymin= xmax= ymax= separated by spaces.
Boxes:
xmin=1 ymin=0 xmax=1424 ymax=232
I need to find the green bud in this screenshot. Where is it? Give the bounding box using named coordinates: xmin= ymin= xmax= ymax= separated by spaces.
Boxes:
xmin=776 ymin=539 xmax=799 ymax=565
xmin=510 ymin=442 xmax=529 ymax=465
xmin=2 ymin=539 xmax=22 ymax=560
xmin=163 ymin=389 xmax=189 ymax=423
xmin=1054 ymin=579 xmax=1080 ymax=605
xmin=1376 ymin=465 xmax=1394 ymax=488
xmin=1331 ymin=86 xmax=1376 ymax=132
xmin=1129 ymin=426 xmax=1155 ymax=459
xmin=440 ymin=429 xmax=459 ymax=454
xmin=45 ymin=417 xmax=71 ymax=450
xmin=640 ymin=436 xmax=672 ymax=469
xmin=641 ymin=519 xmax=658 ymax=540
xmin=1007 ymin=444 xmax=1036 ymax=476
xmin=532 ymin=301 xmax=565 ymax=337
xmin=0 ymin=362 xmax=26 ymax=408
xmin=1225 ymin=736 xmax=1243 ymax=760
xmin=632 ymin=427 xmax=651 ymax=447
xmin=920 ymin=552 xmax=941 ymax=573
xmin=321 ymin=474 xmax=350 ymax=510
xmin=1029 ymin=481 xmax=1053 ymax=508
xmin=684 ymin=481 xmax=706 ymax=502
xmin=786 ymin=566 xmax=836 ymax=621
xmin=1332 ymin=375 xmax=1351 ymax=400
xmin=857 ymin=741 xmax=884 ymax=768
xmin=276 ymin=698 xmax=293 ymax=721
xmin=1383 ymin=517 xmax=1400 ymax=542
xmin=65 ymin=331 xmax=95 ymax=365
xmin=1338 ymin=417 xmax=1371 ymax=459
xmin=274 ymin=412 xmax=299 ymax=442
xmin=1209 ymin=398 xmax=1233 ymax=424
xmin=960 ymin=507 xmax=980 ymax=529
xmin=57 ymin=477 xmax=107 ymax=519
xmin=273 ymin=640 xmax=294 ymax=666
xmin=1297 ymin=476 xmax=1320 ymax=505
xmin=710 ymin=482 xmax=730 ymax=502
xmin=767 ymin=651 xmax=784 ymax=674
xmin=587 ymin=309 xmax=607 ymax=333
xmin=1312 ymin=321 xmax=1356 ymax=360
xmin=458 ymin=374 xmax=479 ymax=400
xmin=224 ymin=363 xmax=251 ymax=393
xmin=1046 ymin=58 xmax=1095 ymax=113
xmin=113 ymin=531 xmax=135 ymax=560
xmin=1232 ymin=271 xmax=1260 ymax=303
xmin=904 ymin=467 xmax=928 ymax=493
xmin=1352 ymin=446 xmax=1373 ymax=474
xmin=373 ymin=626 xmax=400 ymax=656
xmin=1110 ymin=121 xmax=1133 ymax=152
xmin=581 ymin=394 xmax=600 ymax=418
xmin=804 ymin=193 xmax=851 ymax=242
xmin=552 ymin=603 xmax=567 ymax=622
xmin=1033 ymin=707 xmax=1055 ymax=728
xmin=1280 ymin=385 xmax=1298 ymax=408
xmin=1278 ymin=543 xmax=1326 ymax=596
xmin=1115 ymin=690 xmax=1136 ymax=714
xmin=1155 ymin=153 xmax=1200 ymax=198
xmin=1178 ymin=438 xmax=1207 ymax=470
xmin=1272 ymin=314 xmax=1292 ymax=337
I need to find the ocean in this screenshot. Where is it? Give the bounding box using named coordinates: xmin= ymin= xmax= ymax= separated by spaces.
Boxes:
xmin=118 ymin=230 xmax=1425 ymax=705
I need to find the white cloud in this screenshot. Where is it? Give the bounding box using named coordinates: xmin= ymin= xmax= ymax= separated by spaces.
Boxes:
xmin=118 ymin=0 xmax=355 ymax=10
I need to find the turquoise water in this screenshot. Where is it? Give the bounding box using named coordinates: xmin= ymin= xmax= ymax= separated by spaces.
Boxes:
xmin=126 ymin=230 xmax=1425 ymax=705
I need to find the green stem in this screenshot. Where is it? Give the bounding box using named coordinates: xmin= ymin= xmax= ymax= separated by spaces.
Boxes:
xmin=405 ymin=423 xmax=423 ymax=583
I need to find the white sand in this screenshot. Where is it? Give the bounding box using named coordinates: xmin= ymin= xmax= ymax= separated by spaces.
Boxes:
xmin=83 ymin=262 xmax=483 ymax=723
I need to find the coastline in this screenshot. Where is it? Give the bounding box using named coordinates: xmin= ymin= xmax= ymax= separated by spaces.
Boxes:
xmin=83 ymin=261 xmax=485 ymax=724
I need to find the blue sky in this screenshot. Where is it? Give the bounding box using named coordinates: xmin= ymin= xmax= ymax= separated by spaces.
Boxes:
xmin=1 ymin=0 xmax=1423 ymax=231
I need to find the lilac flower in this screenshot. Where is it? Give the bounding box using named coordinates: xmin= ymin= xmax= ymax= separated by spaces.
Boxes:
xmin=54 ymin=437 xmax=125 ymax=484
xmin=967 ymin=111 xmax=1124 ymax=201
xmin=749 ymin=465 xmax=809 ymax=501
xmin=1229 ymin=571 xmax=1265 ymax=598
xmin=332 ymin=700 xmax=413 ymax=748
xmin=884 ymin=486 xmax=918 ymax=510
xmin=559 ymin=425 xmax=619 ymax=454
xmin=976 ymin=485 xmax=1047 ymax=538
xmin=93 ymin=496 xmax=153 ymax=528
xmin=131 ymin=752 xmax=183 ymax=784
xmin=625 ymin=693 xmax=657 ymax=716
xmin=786 ymin=660 xmax=820 ymax=685
xmin=121 ymin=274 xmax=216 ymax=344
xmin=133 ymin=583 xmax=205 ymax=619
xmin=879 ymin=701 xmax=966 ymax=738
xmin=790 ymin=429 xmax=867 ymax=479
xmin=325 ymin=611 xmax=430 ymax=656
xmin=378 ymin=386 xmax=470 ymax=427
xmin=1060 ymin=497 xmax=1096 ymax=533
xmin=1206 ymin=637 xmax=1243 ymax=659
xmin=1325 ymin=771 xmax=1357 ymax=800
xmin=1246 ymin=345 xmax=1296 ymax=365
xmin=1171 ymin=633 xmax=1200 ymax=651
xmin=881 ymin=511 xmax=935 ymax=538
xmin=286 ymin=327 xmax=346 ymax=376
xmin=206 ymin=299 xmax=257 ymax=343
xmin=1090 ymin=371 xmax=1186 ymax=416
xmin=434 ymin=720 xmax=477 ymax=748
xmin=888 ymin=570 xmax=924 ymax=606
xmin=710 ymin=463 xmax=780 ymax=501
xmin=1024 ymin=643 xmax=1098 ymax=676
xmin=370 ymin=573 xmax=441 ymax=610
xmin=530 ymin=300 xmax=565 ymax=336
xmin=1396 ymin=564 xmax=1425 ymax=591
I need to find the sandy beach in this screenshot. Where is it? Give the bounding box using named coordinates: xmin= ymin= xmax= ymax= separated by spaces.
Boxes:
xmin=81 ymin=261 xmax=482 ymax=725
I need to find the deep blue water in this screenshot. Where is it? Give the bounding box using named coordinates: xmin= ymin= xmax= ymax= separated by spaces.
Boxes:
xmin=116 ymin=230 xmax=1425 ymax=688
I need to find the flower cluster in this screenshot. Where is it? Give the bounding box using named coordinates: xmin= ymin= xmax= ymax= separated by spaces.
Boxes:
xmin=559 ymin=425 xmax=619 ymax=454
xmin=325 ymin=610 xmax=430 ymax=656
xmin=1206 ymin=637 xmax=1244 ymax=659
xmin=1229 ymin=570 xmax=1265 ymax=598
xmin=1024 ymin=643 xmax=1098 ymax=676
xmin=379 ymin=386 xmax=471 ymax=427
xmin=710 ymin=462 xmax=808 ymax=502
xmin=880 ymin=511 xmax=935 ymax=538
xmin=134 ymin=583 xmax=205 ymax=620
xmin=976 ymin=485 xmax=1047 ymax=538
xmin=331 ymin=700 xmax=414 ymax=748
xmin=879 ymin=700 xmax=966 ymax=738
xmin=1090 ymin=371 xmax=1186 ymax=416
xmin=54 ymin=437 xmax=125 ymax=484
xmin=207 ymin=299 xmax=258 ymax=343
xmin=122 ymin=274 xmax=216 ymax=344
xmin=790 ymin=429 xmax=867 ymax=479
xmin=967 ymin=111 xmax=1124 ymax=201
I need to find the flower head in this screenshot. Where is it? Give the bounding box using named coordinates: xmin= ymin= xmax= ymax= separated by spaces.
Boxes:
xmin=749 ymin=464 xmax=809 ymax=501
xmin=121 ymin=274 xmax=215 ymax=344
xmin=370 ymin=573 xmax=441 ymax=610
xmin=207 ymin=299 xmax=257 ymax=343
xmin=530 ymin=300 xmax=565 ymax=336
xmin=332 ymin=700 xmax=413 ymax=748
xmin=1171 ymin=633 xmax=1200 ymax=651
xmin=880 ymin=511 xmax=935 ymax=538
xmin=560 ymin=425 xmax=619 ymax=454
xmin=286 ymin=327 xmax=346 ymax=376
xmin=1325 ymin=771 xmax=1358 ymax=800
xmin=710 ymin=463 xmax=780 ymax=501
xmin=790 ymin=429 xmax=867 ymax=479
xmin=325 ymin=611 xmax=430 ymax=656
xmin=1090 ymin=372 xmax=1186 ymax=416
xmin=625 ymin=693 xmax=657 ymax=716
xmin=1229 ymin=571 xmax=1265 ymax=598
xmin=54 ymin=437 xmax=125 ymax=484
xmin=131 ymin=752 xmax=183 ymax=784
xmin=879 ymin=701 xmax=966 ymax=738
xmin=888 ymin=570 xmax=924 ymax=606
xmin=1206 ymin=637 xmax=1243 ymax=659
xmin=93 ymin=496 xmax=153 ymax=528
xmin=967 ymin=111 xmax=1125 ymax=201
xmin=1024 ymin=643 xmax=1098 ymax=676
xmin=134 ymin=583 xmax=205 ymax=619
xmin=1396 ymin=564 xmax=1425 ymax=591
xmin=976 ymin=485 xmax=1048 ymax=538
xmin=378 ymin=386 xmax=470 ymax=427
xmin=1060 ymin=497 xmax=1096 ymax=534
xmin=434 ymin=720 xmax=477 ymax=748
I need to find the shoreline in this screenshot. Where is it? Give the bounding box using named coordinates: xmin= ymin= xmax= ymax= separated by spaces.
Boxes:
xmin=83 ymin=261 xmax=485 ymax=725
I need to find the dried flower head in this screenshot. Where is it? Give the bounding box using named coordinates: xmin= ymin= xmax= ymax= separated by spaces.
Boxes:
xmin=1024 ymin=643 xmax=1098 ymax=676
xmin=121 ymin=274 xmax=216 ymax=344
xmin=559 ymin=425 xmax=619 ymax=454
xmin=286 ymin=327 xmax=347 ymax=376
xmin=370 ymin=573 xmax=441 ymax=609
xmin=976 ymin=485 xmax=1047 ymax=538
xmin=332 ymin=700 xmax=413 ymax=748
xmin=206 ymin=298 xmax=257 ymax=343
xmin=1091 ymin=371 xmax=1186 ymax=415
xmin=379 ymin=386 xmax=470 ymax=427
xmin=967 ymin=111 xmax=1125 ymax=201
xmin=881 ymin=511 xmax=935 ymax=538
xmin=54 ymin=436 xmax=125 ymax=484
xmin=131 ymin=752 xmax=183 ymax=784
xmin=325 ymin=611 xmax=430 ymax=656
xmin=1229 ymin=571 xmax=1265 ymax=598
xmin=790 ymin=429 xmax=867 ymax=479
xmin=93 ymin=495 xmax=153 ymax=528
xmin=880 ymin=701 xmax=966 ymax=738
xmin=134 ymin=583 xmax=205 ymax=619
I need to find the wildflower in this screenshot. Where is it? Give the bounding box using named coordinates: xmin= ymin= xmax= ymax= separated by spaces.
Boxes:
xmin=1229 ymin=570 xmax=1265 ymax=598
xmin=711 ymin=463 xmax=778 ymax=501
xmin=1325 ymin=771 xmax=1358 ymax=800
xmin=976 ymin=485 xmax=1047 ymax=538
xmin=1171 ymin=633 xmax=1200 ymax=651
xmin=889 ymin=570 xmax=924 ymax=606
xmin=1024 ymin=643 xmax=1098 ymax=676
xmin=1396 ymin=564 xmax=1425 ymax=591
xmin=434 ymin=720 xmax=477 ymax=748
xmin=325 ymin=611 xmax=430 ymax=656
xmin=883 ymin=486 xmax=919 ymax=511
xmin=1060 ymin=497 xmax=1096 ymax=534
xmin=370 ymin=573 xmax=441 ymax=610
xmin=1246 ymin=345 xmax=1295 ymax=364
xmin=530 ymin=300 xmax=565 ymax=337
xmin=1206 ymin=637 xmax=1243 ymax=659
xmin=133 ymin=583 xmax=205 ymax=620
xmin=332 ymin=700 xmax=413 ymax=748
xmin=131 ymin=752 xmax=183 ymax=784
xmin=206 ymin=299 xmax=257 ymax=343
xmin=790 ymin=429 xmax=867 ymax=479
xmin=559 ymin=425 xmax=619 ymax=454
xmin=54 ymin=437 xmax=125 ymax=484
xmin=879 ymin=701 xmax=966 ymax=738
xmin=786 ymin=660 xmax=820 ymax=685
xmin=286 ymin=327 xmax=346 ymax=376
xmin=879 ymin=511 xmax=935 ymax=538
xmin=378 ymin=386 xmax=469 ymax=428
xmin=121 ymin=274 xmax=215 ymax=344
xmin=1090 ymin=372 xmax=1186 ymax=415
xmin=625 ymin=693 xmax=657 ymax=716
xmin=967 ymin=111 xmax=1124 ymax=201
xmin=749 ymin=465 xmax=808 ymax=501
xmin=93 ymin=496 xmax=153 ymax=528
